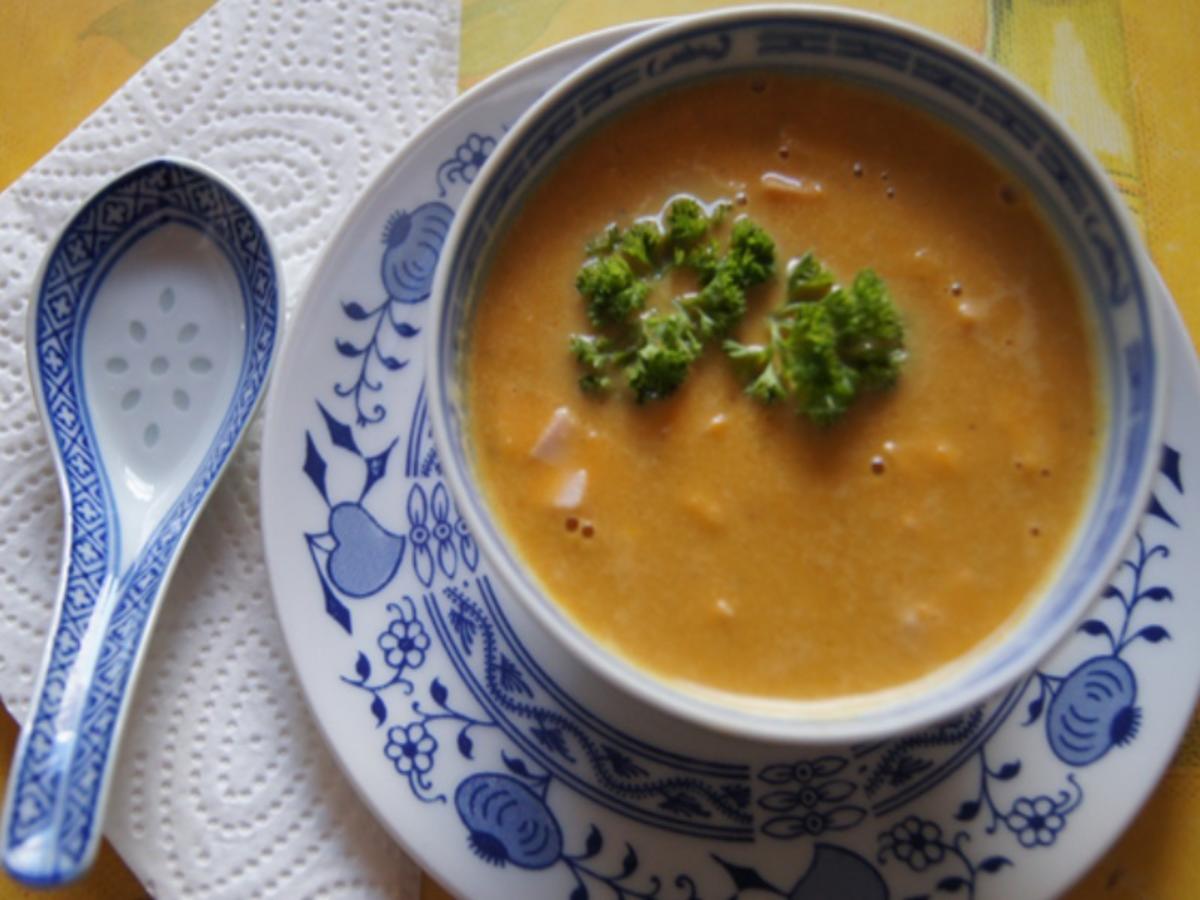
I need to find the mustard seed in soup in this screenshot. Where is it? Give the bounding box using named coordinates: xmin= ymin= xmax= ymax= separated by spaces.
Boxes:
xmin=465 ymin=74 xmax=1101 ymax=701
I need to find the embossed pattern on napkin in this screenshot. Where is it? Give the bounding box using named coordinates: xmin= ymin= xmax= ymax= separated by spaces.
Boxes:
xmin=0 ymin=1 xmax=459 ymax=897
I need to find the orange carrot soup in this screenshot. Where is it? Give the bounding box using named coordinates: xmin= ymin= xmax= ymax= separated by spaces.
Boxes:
xmin=464 ymin=74 xmax=1102 ymax=702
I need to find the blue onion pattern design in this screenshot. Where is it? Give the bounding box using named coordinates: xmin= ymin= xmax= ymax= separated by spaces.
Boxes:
xmin=381 ymin=202 xmax=454 ymax=303
xmin=455 ymin=773 xmax=563 ymax=869
xmin=438 ymin=581 xmax=753 ymax=835
xmin=454 ymin=764 xmax=703 ymax=895
xmin=1046 ymin=656 xmax=1140 ymax=766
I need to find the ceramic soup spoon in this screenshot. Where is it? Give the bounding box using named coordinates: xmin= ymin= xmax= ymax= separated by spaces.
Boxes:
xmin=1 ymin=159 xmax=281 ymax=886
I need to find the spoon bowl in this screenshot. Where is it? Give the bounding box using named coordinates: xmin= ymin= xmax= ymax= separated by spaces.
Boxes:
xmin=1 ymin=159 xmax=281 ymax=886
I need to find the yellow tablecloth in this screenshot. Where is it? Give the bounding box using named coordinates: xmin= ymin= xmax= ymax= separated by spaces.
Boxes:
xmin=2 ymin=2 xmax=1198 ymax=897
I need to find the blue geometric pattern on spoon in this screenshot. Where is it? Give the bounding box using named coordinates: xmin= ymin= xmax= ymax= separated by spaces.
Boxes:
xmin=1 ymin=159 xmax=281 ymax=886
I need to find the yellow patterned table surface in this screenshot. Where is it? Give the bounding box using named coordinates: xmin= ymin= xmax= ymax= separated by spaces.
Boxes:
xmin=2 ymin=1 xmax=1200 ymax=897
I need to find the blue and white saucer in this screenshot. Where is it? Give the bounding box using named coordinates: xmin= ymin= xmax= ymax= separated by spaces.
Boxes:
xmin=260 ymin=23 xmax=1200 ymax=899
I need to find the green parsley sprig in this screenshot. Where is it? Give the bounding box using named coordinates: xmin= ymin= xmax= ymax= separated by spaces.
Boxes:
xmin=570 ymin=197 xmax=775 ymax=403
xmin=724 ymin=252 xmax=907 ymax=424
xmin=570 ymin=200 xmax=907 ymax=422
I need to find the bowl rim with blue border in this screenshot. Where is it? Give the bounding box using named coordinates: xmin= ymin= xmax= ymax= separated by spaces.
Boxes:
xmin=426 ymin=4 xmax=1168 ymax=744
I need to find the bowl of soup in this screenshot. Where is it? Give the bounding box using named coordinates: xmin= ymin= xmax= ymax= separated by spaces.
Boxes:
xmin=426 ymin=6 xmax=1165 ymax=743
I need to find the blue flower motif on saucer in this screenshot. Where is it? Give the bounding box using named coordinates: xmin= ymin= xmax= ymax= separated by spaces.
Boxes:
xmin=882 ymin=817 xmax=947 ymax=871
xmin=437 ymin=133 xmax=497 ymax=197
xmin=386 ymin=723 xmax=439 ymax=789
xmin=1007 ymin=794 xmax=1070 ymax=849
xmin=379 ymin=605 xmax=431 ymax=671
xmin=878 ymin=814 xmax=1013 ymax=896
xmin=451 ymin=760 xmax=707 ymax=897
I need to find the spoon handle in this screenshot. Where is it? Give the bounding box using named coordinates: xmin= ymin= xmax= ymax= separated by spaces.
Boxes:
xmin=2 ymin=557 xmax=167 ymax=886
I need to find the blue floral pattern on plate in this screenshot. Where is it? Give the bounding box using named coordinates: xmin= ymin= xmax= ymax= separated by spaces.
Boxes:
xmin=260 ymin=23 xmax=1200 ymax=899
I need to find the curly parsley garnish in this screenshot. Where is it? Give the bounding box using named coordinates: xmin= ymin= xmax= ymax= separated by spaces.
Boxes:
xmin=569 ymin=197 xmax=906 ymax=422
xmin=725 ymin=255 xmax=907 ymax=424
xmin=571 ymin=197 xmax=774 ymax=403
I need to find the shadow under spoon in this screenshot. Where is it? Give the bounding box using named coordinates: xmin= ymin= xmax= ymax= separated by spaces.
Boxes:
xmin=1 ymin=159 xmax=281 ymax=886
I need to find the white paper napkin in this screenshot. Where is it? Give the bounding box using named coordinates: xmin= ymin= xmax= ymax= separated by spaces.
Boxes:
xmin=0 ymin=1 xmax=460 ymax=896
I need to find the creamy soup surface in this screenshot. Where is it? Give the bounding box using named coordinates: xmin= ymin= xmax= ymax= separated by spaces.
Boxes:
xmin=465 ymin=74 xmax=1101 ymax=701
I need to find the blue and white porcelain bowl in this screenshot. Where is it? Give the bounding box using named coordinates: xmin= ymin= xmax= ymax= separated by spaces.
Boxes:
xmin=427 ymin=6 xmax=1166 ymax=744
